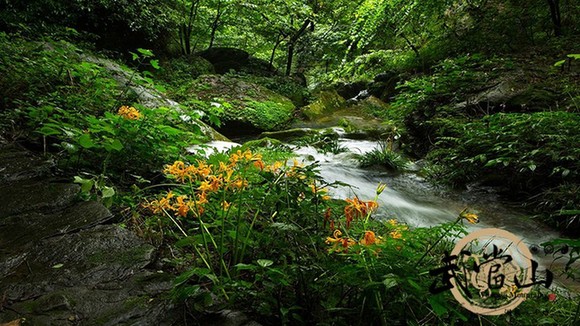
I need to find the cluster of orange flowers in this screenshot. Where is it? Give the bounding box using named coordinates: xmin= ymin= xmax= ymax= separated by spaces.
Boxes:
xmin=144 ymin=191 xmax=205 ymax=217
xmin=145 ymin=149 xmax=287 ymax=218
xmin=325 ymin=229 xmax=388 ymax=253
xmin=324 ymin=188 xmax=410 ymax=253
xmin=344 ymin=197 xmax=378 ymax=228
xmin=118 ymin=105 xmax=142 ymax=120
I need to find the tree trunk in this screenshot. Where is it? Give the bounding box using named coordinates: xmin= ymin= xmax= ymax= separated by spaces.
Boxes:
xmin=270 ymin=33 xmax=285 ymax=67
xmin=285 ymin=19 xmax=312 ymax=76
xmin=285 ymin=43 xmax=295 ymax=76
xmin=547 ymin=0 xmax=562 ymax=36
xmin=208 ymin=0 xmax=223 ymax=49
xmin=179 ymin=0 xmax=199 ymax=55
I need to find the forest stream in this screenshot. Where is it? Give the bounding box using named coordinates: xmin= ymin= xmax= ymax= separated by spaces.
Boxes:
xmin=197 ymin=133 xmax=579 ymax=293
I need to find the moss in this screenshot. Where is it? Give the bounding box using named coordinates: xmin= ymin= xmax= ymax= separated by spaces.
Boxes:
xmin=185 ymin=75 xmax=296 ymax=132
xmin=301 ymin=90 xmax=346 ymax=120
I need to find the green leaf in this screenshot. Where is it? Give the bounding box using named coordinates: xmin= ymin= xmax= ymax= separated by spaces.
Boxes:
xmin=235 ymin=263 xmax=257 ymax=271
xmin=101 ymin=186 xmax=115 ymax=198
xmin=154 ymin=84 xmax=166 ymax=93
xmin=137 ymin=48 xmax=154 ymax=57
xmin=559 ymin=210 xmax=580 ymax=215
xmin=78 ymin=133 xmax=95 ymax=148
xmin=130 ymin=52 xmax=139 ymax=61
xmin=38 ymin=126 xmax=61 ymax=136
xmin=74 ymin=176 xmax=94 ymax=193
xmin=567 ymin=54 xmax=580 ymax=60
xmin=52 ymin=263 xmax=64 ymax=269
xmin=159 ymin=125 xmax=183 ymax=136
xmin=553 ymin=60 xmax=566 ymax=67
xmin=382 ymin=273 xmax=398 ymax=289
xmin=562 ymin=169 xmax=570 ymax=177
xmin=104 ymin=139 xmax=123 ymax=152
xmin=428 ymin=296 xmax=448 ymax=316
xmin=408 ymin=279 xmax=422 ymax=290
xmin=257 ymin=259 xmax=273 ymax=268
xmin=150 ymin=59 xmax=160 ymax=69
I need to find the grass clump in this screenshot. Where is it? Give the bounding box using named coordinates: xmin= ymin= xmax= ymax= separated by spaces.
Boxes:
xmin=358 ymin=141 xmax=407 ymax=171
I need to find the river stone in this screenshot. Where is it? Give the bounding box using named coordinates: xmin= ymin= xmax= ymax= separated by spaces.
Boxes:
xmin=198 ymin=47 xmax=250 ymax=74
xmin=199 ymin=309 xmax=262 ymax=326
xmin=0 ymin=181 xmax=79 ymax=217
xmin=1 ymin=278 xmax=177 ymax=325
xmin=0 ymin=225 xmax=154 ymax=299
xmin=189 ymin=75 xmax=295 ymax=135
xmin=259 ymin=128 xmax=319 ymax=141
xmin=0 ymin=146 xmax=53 ymax=183
xmin=0 ymin=201 xmax=112 ymax=251
xmin=301 ymin=90 xmax=347 ymax=121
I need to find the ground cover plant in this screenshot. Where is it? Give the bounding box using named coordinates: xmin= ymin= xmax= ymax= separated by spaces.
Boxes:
xmin=135 ymin=147 xmax=580 ymax=325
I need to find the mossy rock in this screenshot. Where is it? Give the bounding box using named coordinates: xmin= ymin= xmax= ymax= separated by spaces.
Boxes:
xmin=156 ymin=55 xmax=215 ymax=83
xmin=187 ymin=75 xmax=296 ymax=135
xmin=301 ymin=90 xmax=346 ymax=121
xmin=241 ymin=137 xmax=290 ymax=151
xmin=259 ymin=128 xmax=320 ymax=142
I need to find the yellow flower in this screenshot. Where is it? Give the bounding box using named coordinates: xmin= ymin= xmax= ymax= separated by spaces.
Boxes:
xmin=164 ymin=161 xmax=193 ymax=183
xmin=344 ymin=197 xmax=378 ymax=228
xmin=118 ymin=105 xmax=142 ymax=120
xmin=144 ymin=191 xmax=174 ymax=214
xmin=360 ymin=231 xmax=381 ymax=246
xmin=195 ymin=160 xmax=212 ymax=179
xmin=253 ymin=160 xmax=265 ymax=170
xmin=265 ymin=161 xmax=284 ymax=172
xmin=387 ymin=219 xmax=398 ymax=226
xmin=197 ymin=192 xmax=208 ymax=205
xmin=175 ymin=195 xmax=191 ymax=217
xmin=390 ymin=230 xmax=403 ymax=239
xmin=459 ymin=209 xmax=479 ymax=224
xmin=222 ymin=201 xmax=231 ymax=210
xmin=198 ymin=181 xmax=212 ymax=192
xmin=325 ymin=229 xmax=356 ymax=252
xmin=230 ymin=178 xmax=247 ymax=190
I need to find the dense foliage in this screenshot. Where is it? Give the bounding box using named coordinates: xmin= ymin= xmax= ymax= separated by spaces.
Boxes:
xmin=1 ymin=0 xmax=579 ymax=324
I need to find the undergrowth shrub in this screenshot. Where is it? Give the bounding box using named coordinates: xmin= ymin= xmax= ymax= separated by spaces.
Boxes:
xmin=427 ymin=111 xmax=580 ymax=228
xmin=358 ymin=141 xmax=407 ymax=171
xmin=135 ymin=148 xmax=578 ymax=325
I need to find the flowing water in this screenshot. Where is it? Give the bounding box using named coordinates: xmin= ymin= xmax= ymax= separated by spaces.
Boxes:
xmin=195 ymin=137 xmax=579 ymax=291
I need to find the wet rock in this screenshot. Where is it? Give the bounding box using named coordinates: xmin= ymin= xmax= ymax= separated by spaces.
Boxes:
xmin=0 ymin=201 xmax=112 ymax=250
xmin=367 ymin=72 xmax=400 ymax=101
xmin=0 ymin=181 xmax=79 ymax=217
xmin=259 ymin=128 xmax=318 ymax=142
xmin=454 ymin=76 xmax=559 ymax=114
xmin=301 ymin=90 xmax=347 ymax=121
xmin=198 ymin=47 xmax=251 ymax=74
xmin=1 ymin=225 xmax=154 ymax=299
xmin=334 ymin=81 xmax=368 ymax=100
xmin=200 ymin=309 xmax=262 ymax=326
xmin=0 ymin=225 xmax=180 ymax=325
xmin=0 ymin=148 xmax=53 ymax=184
xmin=189 ymin=75 xmax=295 ymax=135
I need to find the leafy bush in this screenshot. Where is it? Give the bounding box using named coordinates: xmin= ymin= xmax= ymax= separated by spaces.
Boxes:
xmin=428 ymin=111 xmax=580 ymax=224
xmin=138 ymin=151 xmax=578 ymax=325
xmin=154 ymin=56 xmax=215 ymax=87
xmin=0 ymin=35 xmax=207 ymax=180
xmin=31 ymin=104 xmax=204 ymax=177
xmin=0 ymin=0 xmax=177 ymax=51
